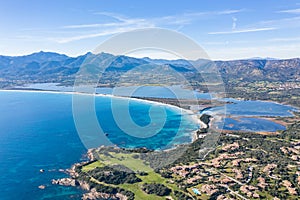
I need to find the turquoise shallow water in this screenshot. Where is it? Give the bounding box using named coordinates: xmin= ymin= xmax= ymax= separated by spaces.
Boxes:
xmin=0 ymin=89 xmax=297 ymax=199
xmin=0 ymin=91 xmax=198 ymax=200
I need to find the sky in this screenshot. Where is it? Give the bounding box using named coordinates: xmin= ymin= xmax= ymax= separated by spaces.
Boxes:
xmin=1 ymin=0 xmax=300 ymax=60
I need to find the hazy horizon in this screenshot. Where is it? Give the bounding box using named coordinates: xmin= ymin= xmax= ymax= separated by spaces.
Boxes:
xmin=1 ymin=0 xmax=300 ymax=60
xmin=1 ymin=50 xmax=299 ymax=61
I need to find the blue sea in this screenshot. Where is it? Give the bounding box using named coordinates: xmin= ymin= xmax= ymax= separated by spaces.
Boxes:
xmin=0 ymin=91 xmax=198 ymax=200
xmin=1 ymin=87 xmax=297 ymax=199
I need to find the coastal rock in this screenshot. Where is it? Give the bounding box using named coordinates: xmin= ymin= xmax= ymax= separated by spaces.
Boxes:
xmin=38 ymin=185 xmax=46 ymax=189
xmin=58 ymin=169 xmax=65 ymax=173
xmin=51 ymin=178 xmax=78 ymax=187
xmin=87 ymin=148 xmax=95 ymax=161
xmin=79 ymin=180 xmax=90 ymax=191
xmin=66 ymin=164 xmax=80 ymax=178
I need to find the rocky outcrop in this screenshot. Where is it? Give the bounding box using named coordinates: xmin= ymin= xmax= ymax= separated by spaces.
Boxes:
xmin=51 ymin=178 xmax=79 ymax=187
xmin=38 ymin=185 xmax=46 ymax=189
xmin=78 ymin=180 xmax=90 ymax=191
xmin=87 ymin=148 xmax=95 ymax=161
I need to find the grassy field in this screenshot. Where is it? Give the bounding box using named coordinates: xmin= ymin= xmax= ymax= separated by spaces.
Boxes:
xmin=81 ymin=161 xmax=104 ymax=172
xmin=96 ymin=151 xmax=153 ymax=172
xmin=81 ymin=150 xmax=184 ymax=199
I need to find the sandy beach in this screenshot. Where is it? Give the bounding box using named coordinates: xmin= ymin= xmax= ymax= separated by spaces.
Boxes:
xmin=0 ymin=89 xmax=203 ymax=139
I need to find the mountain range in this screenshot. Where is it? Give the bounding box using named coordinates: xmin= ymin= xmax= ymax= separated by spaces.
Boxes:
xmin=0 ymin=51 xmax=299 ymax=89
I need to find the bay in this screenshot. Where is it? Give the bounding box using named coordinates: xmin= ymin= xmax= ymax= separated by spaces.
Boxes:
xmin=0 ymin=91 xmax=197 ymax=200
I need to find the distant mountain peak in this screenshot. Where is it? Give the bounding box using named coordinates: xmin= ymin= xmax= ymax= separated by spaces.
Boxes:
xmin=0 ymin=51 xmax=299 ymax=88
xmin=22 ymin=51 xmax=69 ymax=63
xmin=243 ymin=57 xmax=279 ymax=61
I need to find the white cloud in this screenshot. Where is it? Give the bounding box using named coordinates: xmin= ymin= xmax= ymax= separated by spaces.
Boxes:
xmin=55 ymin=26 xmax=155 ymax=43
xmin=54 ymin=12 xmax=156 ymax=43
xmin=212 ymin=15 xmax=300 ymax=37
xmin=62 ymin=23 xmax=118 ymax=29
xmin=217 ymin=9 xmax=243 ymax=15
xmin=54 ymin=9 xmax=245 ymax=43
xmin=62 ymin=12 xmax=152 ymax=30
xmin=258 ymin=16 xmax=300 ymax=29
xmin=184 ymin=9 xmax=243 ymax=17
xmin=208 ymin=27 xmax=276 ymax=35
xmin=278 ymin=8 xmax=300 ymax=14
xmin=55 ymin=29 xmax=124 ymax=43
xmin=207 ymin=43 xmax=300 ymax=60
xmin=206 ymin=15 xmax=300 ymax=38
xmin=94 ymin=12 xmax=130 ymax=22
xmin=232 ymin=17 xmax=237 ymax=30
xmin=261 ymin=16 xmax=300 ymax=23
xmin=63 ymin=9 xmax=243 ymax=29
xmin=268 ymin=37 xmax=300 ymax=42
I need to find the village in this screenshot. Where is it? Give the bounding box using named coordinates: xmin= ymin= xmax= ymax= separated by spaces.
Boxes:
xmin=163 ymin=130 xmax=300 ymax=199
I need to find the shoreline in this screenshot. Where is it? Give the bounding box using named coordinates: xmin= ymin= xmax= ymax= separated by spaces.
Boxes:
xmin=2 ymin=88 xmax=293 ymax=137
xmin=0 ymin=88 xmax=203 ymax=141
xmin=3 ymin=88 xmax=292 ymax=138
xmin=0 ymin=88 xmax=195 ymax=111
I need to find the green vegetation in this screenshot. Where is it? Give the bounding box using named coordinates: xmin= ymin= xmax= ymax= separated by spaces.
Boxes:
xmin=94 ymin=150 xmax=153 ymax=172
xmin=75 ymin=147 xmax=189 ymax=199
xmin=84 ymin=166 xmax=141 ymax=185
xmin=70 ymin=121 xmax=300 ymax=200
xmin=174 ymin=190 xmax=193 ymax=200
xmin=142 ymin=183 xmax=171 ymax=196
xmin=158 ymin=121 xmax=300 ymax=199
xmin=81 ymin=161 xmax=104 ymax=172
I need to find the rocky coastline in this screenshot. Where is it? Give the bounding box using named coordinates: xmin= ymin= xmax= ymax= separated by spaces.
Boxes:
xmin=50 ymin=95 xmax=214 ymax=199
xmin=52 ymin=157 xmax=131 ymax=200
xmin=51 ymin=112 xmax=212 ymax=199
